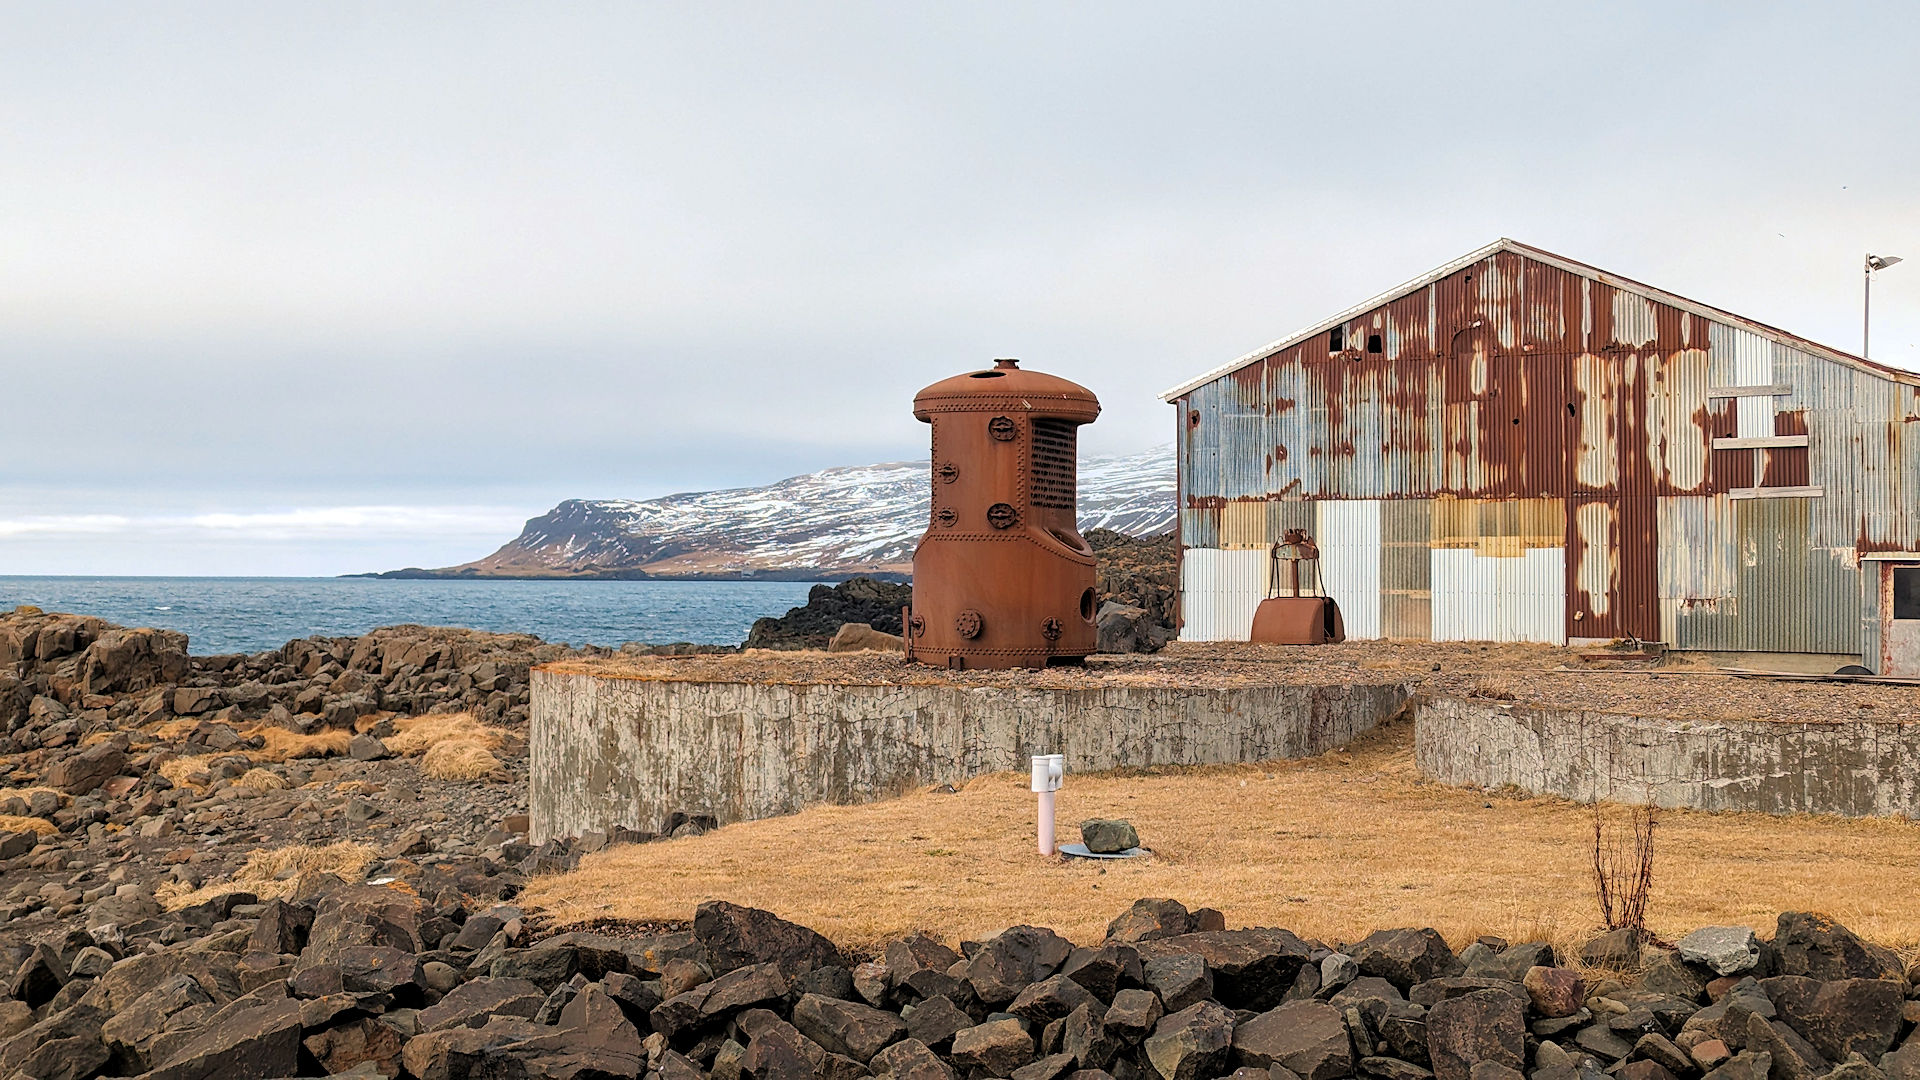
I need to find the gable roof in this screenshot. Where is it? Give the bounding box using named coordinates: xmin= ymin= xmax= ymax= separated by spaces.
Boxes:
xmin=1158 ymin=238 xmax=1920 ymax=402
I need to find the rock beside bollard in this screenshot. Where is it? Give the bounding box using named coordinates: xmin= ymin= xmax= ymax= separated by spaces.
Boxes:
xmin=1081 ymin=818 xmax=1140 ymax=854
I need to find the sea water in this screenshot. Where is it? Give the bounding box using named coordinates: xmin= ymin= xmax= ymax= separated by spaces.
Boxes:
xmin=0 ymin=577 xmax=826 ymax=655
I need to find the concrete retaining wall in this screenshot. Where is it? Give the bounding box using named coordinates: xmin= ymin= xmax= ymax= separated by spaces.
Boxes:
xmin=530 ymin=668 xmax=1412 ymax=842
xmin=1415 ymin=696 xmax=1920 ymax=817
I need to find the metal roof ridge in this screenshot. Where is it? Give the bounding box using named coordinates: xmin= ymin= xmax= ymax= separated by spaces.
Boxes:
xmin=1158 ymin=239 xmax=1919 ymax=402
xmin=1156 ymin=239 xmax=1508 ymax=402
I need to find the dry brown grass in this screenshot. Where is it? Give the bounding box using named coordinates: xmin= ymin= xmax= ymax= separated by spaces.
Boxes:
xmin=156 ymin=841 xmax=378 ymax=909
xmin=0 ymin=815 xmax=57 ymax=837
xmin=152 ymin=716 xmax=203 ymax=740
xmin=522 ymin=719 xmax=1920 ymax=954
xmin=387 ymin=712 xmax=508 ymax=781
xmin=234 ymin=768 xmax=291 ymax=792
xmin=158 ymin=756 xmax=214 ymax=790
xmin=0 ymin=786 xmax=65 ymax=807
xmin=421 ymin=742 xmax=506 ymax=781
xmin=247 ymin=728 xmax=352 ymax=763
xmin=385 ymin=711 xmax=500 ymax=755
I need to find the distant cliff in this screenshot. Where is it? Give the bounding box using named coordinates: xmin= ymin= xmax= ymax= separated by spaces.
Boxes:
xmin=372 ymin=446 xmax=1175 ymax=579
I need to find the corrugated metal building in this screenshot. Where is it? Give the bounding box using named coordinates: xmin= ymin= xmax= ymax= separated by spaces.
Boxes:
xmin=1161 ymin=239 xmax=1920 ymax=671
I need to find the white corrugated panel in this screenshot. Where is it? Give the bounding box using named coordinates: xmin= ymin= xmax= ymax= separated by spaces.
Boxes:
xmin=1178 ymin=547 xmax=1269 ymax=641
xmin=1732 ymin=327 xmax=1776 ymax=438
xmin=1316 ymin=500 xmax=1382 ymax=639
xmin=1430 ymin=547 xmax=1567 ymax=644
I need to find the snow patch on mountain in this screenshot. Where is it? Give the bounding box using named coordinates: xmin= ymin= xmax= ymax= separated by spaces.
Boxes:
xmin=453 ymin=445 xmax=1174 ymax=577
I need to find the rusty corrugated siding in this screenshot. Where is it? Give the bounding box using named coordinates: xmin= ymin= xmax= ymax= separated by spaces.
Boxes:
xmin=1173 ymin=240 xmax=1919 ymax=654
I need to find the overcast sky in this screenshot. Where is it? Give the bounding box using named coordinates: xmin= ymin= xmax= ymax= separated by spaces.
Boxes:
xmin=3 ymin=2 xmax=1916 ymax=575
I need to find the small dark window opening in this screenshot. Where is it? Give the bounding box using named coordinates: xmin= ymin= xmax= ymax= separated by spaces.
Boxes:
xmin=1366 ymin=333 xmax=1383 ymax=353
xmin=1896 ymin=567 xmax=1920 ymax=620
xmin=1328 ymin=327 xmax=1344 ymax=352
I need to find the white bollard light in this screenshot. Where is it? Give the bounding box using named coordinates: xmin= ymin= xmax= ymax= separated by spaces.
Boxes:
xmin=1031 ymin=754 xmax=1065 ymax=855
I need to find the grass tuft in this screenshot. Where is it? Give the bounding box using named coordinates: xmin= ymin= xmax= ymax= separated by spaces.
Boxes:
xmin=387 ymin=712 xmax=509 ymax=782
xmin=0 ymin=815 xmax=57 ymax=837
xmin=158 ymin=756 xmax=214 ymax=790
xmin=234 ymin=768 xmax=291 ymax=792
xmin=156 ymin=840 xmax=378 ymax=909
xmin=421 ymin=742 xmax=506 ymax=781
xmin=247 ymin=728 xmax=352 ymax=763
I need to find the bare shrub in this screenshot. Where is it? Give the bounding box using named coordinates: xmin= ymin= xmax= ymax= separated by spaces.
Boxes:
xmin=1592 ymin=801 xmax=1658 ymax=934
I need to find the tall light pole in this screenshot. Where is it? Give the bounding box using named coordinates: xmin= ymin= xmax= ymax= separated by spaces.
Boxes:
xmin=1866 ymin=253 xmax=1903 ymax=360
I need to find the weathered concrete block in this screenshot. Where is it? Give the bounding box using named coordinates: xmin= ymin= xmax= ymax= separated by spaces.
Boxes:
xmin=1414 ymin=698 xmax=1920 ymax=818
xmin=530 ymin=669 xmax=1410 ymax=842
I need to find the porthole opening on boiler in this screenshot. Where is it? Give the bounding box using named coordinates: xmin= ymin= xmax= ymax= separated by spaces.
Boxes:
xmin=1080 ymin=588 xmax=1096 ymax=622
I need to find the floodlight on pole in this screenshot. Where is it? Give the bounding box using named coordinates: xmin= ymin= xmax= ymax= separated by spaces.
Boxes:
xmin=1865 ymin=253 xmax=1903 ymax=360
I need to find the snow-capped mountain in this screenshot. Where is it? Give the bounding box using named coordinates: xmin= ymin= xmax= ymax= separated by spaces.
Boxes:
xmin=429 ymin=446 xmax=1174 ymax=578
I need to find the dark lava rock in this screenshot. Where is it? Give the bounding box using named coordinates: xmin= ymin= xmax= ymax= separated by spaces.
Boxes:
xmin=1762 ymin=975 xmax=1906 ymax=1062
xmin=1772 ymin=914 xmax=1902 ymax=981
xmin=697 ymin=901 xmax=843 ymax=978
xmin=1232 ymin=1000 xmax=1353 ymax=1080
xmin=1136 ymin=929 xmax=1313 ymax=1011
xmin=1353 ymin=929 xmax=1457 ymax=991
xmin=1426 ymin=988 xmax=1526 ymax=1080
xmin=1009 ymin=973 xmax=1100 ymax=1024
xmin=793 ymin=991 xmax=908 ymax=1063
xmin=745 ymin=578 xmax=912 ymax=649
xmin=951 ymin=1017 xmax=1036 ymax=1076
xmin=872 ymin=1038 xmax=959 ymax=1080
xmin=967 ymin=926 xmax=1075 ymax=1007
xmin=1142 ymin=1001 xmax=1236 ymax=1080
xmin=905 ymin=995 xmax=973 ymax=1050
xmin=1081 ymin=820 xmax=1140 ymax=855
xmin=417 ymin=976 xmax=546 ymax=1031
xmin=1062 ymin=944 xmax=1144 ymax=1002
xmin=1104 ymin=988 xmax=1165 ymax=1045
xmin=145 ymin=998 xmax=304 ymax=1080
xmin=1107 ymin=899 xmax=1203 ymax=944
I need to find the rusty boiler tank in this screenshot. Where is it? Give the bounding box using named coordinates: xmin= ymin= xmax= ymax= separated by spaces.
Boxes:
xmin=908 ymin=358 xmax=1101 ymax=669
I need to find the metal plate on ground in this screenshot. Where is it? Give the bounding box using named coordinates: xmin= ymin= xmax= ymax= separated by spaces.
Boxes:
xmin=1059 ymin=843 xmax=1150 ymax=860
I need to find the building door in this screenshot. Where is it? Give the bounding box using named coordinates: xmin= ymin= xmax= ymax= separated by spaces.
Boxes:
xmin=1883 ymin=564 xmax=1920 ymax=677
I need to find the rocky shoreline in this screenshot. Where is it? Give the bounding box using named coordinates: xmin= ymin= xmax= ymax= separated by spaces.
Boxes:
xmin=742 ymin=531 xmax=1178 ymax=653
xmin=2 ymin=865 xmax=1917 ymax=1080
xmin=12 ymin=586 xmax=1915 ymax=1079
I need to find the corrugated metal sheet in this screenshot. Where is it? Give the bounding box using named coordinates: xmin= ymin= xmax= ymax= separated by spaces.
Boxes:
xmin=1170 ymin=241 xmax=1919 ymax=656
xmin=1317 ymin=500 xmax=1381 ymax=639
xmin=1431 ymin=546 xmax=1566 ymax=644
xmin=1656 ymin=495 xmax=1858 ymax=653
xmin=1179 ymin=547 xmax=1268 ymax=642
xmin=1381 ymin=499 xmax=1432 ymax=639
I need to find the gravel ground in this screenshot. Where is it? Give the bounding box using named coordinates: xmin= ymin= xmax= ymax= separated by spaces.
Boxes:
xmin=550 ymin=639 xmax=1920 ymax=723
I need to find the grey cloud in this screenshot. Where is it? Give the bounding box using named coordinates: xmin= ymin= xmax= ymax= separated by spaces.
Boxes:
xmin=1 ymin=3 xmax=1917 ymax=574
